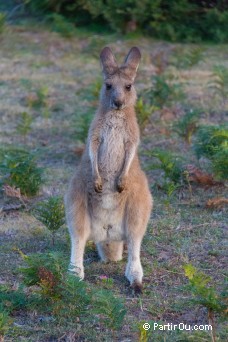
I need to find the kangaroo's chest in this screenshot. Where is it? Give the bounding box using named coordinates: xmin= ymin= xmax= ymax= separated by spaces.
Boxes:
xmin=98 ymin=114 xmax=127 ymax=175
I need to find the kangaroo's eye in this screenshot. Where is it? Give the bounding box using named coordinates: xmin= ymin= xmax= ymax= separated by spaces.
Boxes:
xmin=106 ymin=84 xmax=112 ymax=90
xmin=125 ymin=84 xmax=132 ymax=91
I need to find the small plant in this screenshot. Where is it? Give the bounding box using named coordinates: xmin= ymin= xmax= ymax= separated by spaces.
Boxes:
xmin=146 ymin=148 xmax=184 ymax=186
xmin=79 ymin=78 xmax=102 ymax=102
xmin=82 ymin=36 xmax=111 ymax=57
xmin=138 ymin=321 xmax=150 ymax=342
xmin=26 ymin=86 xmax=51 ymax=117
xmin=0 ymin=308 xmax=12 ymax=340
xmin=211 ymin=149 xmax=228 ymax=180
xmin=145 ymin=149 xmax=186 ymax=197
xmin=27 ymin=86 xmax=49 ymax=109
xmin=97 ymin=275 xmax=114 ymax=289
xmin=0 ymin=149 xmax=43 ymax=196
xmin=145 ymin=74 xmax=184 ymax=108
xmin=91 ymin=78 xmax=102 ymax=98
xmin=1 ymin=284 xmax=28 ymax=338
xmin=0 ymin=12 xmax=5 ymax=34
xmin=194 ymin=125 xmax=228 ymax=158
xmin=208 ymin=65 xmax=228 ymax=104
xmin=174 ymin=108 xmax=201 ymax=143
xmin=75 ymin=111 xmax=93 ymax=143
xmin=173 ymin=46 xmax=205 ymax=69
xmin=194 ymin=125 xmax=228 ymax=180
xmin=0 ymin=283 xmax=29 ymax=314
xmin=184 ymin=264 xmax=227 ymax=342
xmin=49 ymin=13 xmax=76 ymax=38
xmin=16 ymin=111 xmax=33 ymax=138
xmin=34 ymin=196 xmax=65 ymax=245
xmin=162 ymin=181 xmax=180 ymax=199
xmin=135 ymin=97 xmax=156 ymax=131
xmin=17 ymin=251 xmax=66 ymax=299
xmin=91 ymin=290 xmax=126 ymax=331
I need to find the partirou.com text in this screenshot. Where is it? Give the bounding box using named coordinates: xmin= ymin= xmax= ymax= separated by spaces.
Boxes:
xmin=143 ymin=322 xmax=212 ymax=331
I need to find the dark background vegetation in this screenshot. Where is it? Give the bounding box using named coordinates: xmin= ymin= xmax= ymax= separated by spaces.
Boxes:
xmin=24 ymin=0 xmax=228 ymax=42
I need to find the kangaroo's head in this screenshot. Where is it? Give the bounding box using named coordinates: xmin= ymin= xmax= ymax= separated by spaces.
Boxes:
xmin=100 ymin=46 xmax=141 ymax=111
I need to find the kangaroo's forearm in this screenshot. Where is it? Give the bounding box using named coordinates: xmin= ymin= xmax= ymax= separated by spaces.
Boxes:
xmin=89 ymin=137 xmax=100 ymax=178
xmin=121 ymin=142 xmax=136 ymax=177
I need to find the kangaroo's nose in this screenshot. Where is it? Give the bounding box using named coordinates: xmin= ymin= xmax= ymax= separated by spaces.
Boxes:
xmin=113 ymin=100 xmax=123 ymax=109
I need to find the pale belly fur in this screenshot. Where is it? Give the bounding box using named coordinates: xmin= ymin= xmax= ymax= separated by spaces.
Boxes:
xmin=90 ymin=114 xmax=127 ymax=242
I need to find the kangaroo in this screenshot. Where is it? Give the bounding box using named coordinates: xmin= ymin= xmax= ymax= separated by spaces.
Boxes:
xmin=65 ymin=46 xmax=153 ymax=293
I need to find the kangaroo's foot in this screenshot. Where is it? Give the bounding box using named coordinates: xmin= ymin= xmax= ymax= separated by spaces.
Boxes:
xmin=131 ymin=280 xmax=143 ymax=295
xmin=68 ymin=263 xmax=84 ymax=280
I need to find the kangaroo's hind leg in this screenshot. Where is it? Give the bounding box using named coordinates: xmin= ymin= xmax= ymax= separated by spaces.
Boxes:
xmin=97 ymin=241 xmax=124 ymax=262
xmin=125 ymin=180 xmax=152 ymax=293
xmin=65 ymin=178 xmax=91 ymax=279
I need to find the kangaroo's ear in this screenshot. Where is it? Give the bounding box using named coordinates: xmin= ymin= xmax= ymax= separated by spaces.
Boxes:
xmin=100 ymin=47 xmax=118 ymax=77
xmin=121 ymin=47 xmax=141 ymax=80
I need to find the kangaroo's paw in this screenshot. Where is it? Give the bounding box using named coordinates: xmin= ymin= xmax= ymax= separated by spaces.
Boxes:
xmin=117 ymin=175 xmax=127 ymax=193
xmin=94 ymin=176 xmax=102 ymax=193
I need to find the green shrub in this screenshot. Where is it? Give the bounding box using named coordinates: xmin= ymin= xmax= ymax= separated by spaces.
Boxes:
xmin=0 ymin=308 xmax=12 ymax=338
xmin=75 ymin=111 xmax=93 ymax=143
xmin=0 ymin=149 xmax=43 ymax=196
xmin=184 ymin=263 xmax=227 ymax=341
xmin=24 ymin=1 xmax=228 ymax=42
xmin=208 ymin=65 xmax=228 ymax=102
xmin=145 ymin=149 xmax=185 ymax=193
xmin=79 ymin=0 xmax=150 ymax=33
xmin=193 ymin=125 xmax=228 ymax=180
xmin=145 ymin=75 xmax=184 ymax=108
xmin=0 ymin=12 xmax=5 ymax=34
xmin=0 ymin=284 xmax=25 ymax=337
xmin=91 ymin=290 xmax=126 ymax=331
xmin=172 ymin=47 xmax=205 ymax=69
xmin=28 ymin=86 xmax=49 ymax=109
xmin=34 ymin=196 xmax=65 ymax=245
xmin=78 ymin=78 xmax=102 ymax=101
xmin=135 ymin=97 xmax=156 ymax=131
xmin=211 ymin=149 xmax=228 ymax=180
xmin=91 ymin=78 xmax=102 ymax=98
xmin=16 ymin=251 xmax=126 ymax=331
xmin=174 ymin=108 xmax=201 ymax=143
xmin=194 ymin=125 xmax=228 ymax=158
xmin=0 ymin=284 xmax=29 ymax=313
xmin=24 ymin=0 xmax=96 ymax=28
xmin=203 ymin=8 xmax=228 ymax=43
xmin=49 ymin=13 xmax=76 ymax=37
xmin=16 ymin=111 xmax=33 ymax=138
xmin=82 ymin=36 xmax=112 ymax=56
xmin=147 ymin=2 xmax=228 ymax=42
xmin=19 ymin=251 xmax=66 ymax=295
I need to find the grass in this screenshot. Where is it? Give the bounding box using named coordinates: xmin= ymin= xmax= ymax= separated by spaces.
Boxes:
xmin=0 ymin=19 xmax=227 ymax=341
